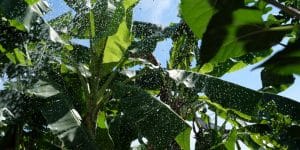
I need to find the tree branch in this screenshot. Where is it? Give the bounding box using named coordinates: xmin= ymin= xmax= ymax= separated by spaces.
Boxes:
xmin=264 ymin=0 xmax=300 ymax=19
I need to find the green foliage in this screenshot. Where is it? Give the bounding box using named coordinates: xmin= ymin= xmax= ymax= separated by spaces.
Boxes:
xmin=258 ymin=39 xmax=300 ymax=75
xmin=260 ymin=68 xmax=295 ymax=93
xmin=110 ymin=82 xmax=188 ymax=149
xmin=0 ymin=0 xmax=300 ymax=149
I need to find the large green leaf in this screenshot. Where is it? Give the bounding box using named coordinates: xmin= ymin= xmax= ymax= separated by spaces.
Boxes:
xmin=167 ymin=70 xmax=300 ymax=121
xmin=26 ymin=81 xmax=97 ymax=149
xmin=180 ymin=0 xmax=217 ymax=38
xmin=102 ymin=0 xmax=138 ymax=73
xmin=180 ymin=0 xmax=244 ymax=39
xmin=110 ymin=82 xmax=189 ymax=149
xmin=199 ymin=8 xmax=290 ymax=66
xmin=102 ymin=19 xmax=131 ymax=64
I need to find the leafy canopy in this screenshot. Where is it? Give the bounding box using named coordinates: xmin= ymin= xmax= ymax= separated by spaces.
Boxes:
xmin=0 ymin=0 xmax=300 ymax=149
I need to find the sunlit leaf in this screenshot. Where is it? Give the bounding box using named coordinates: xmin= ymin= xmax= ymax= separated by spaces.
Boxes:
xmin=25 ymin=0 xmax=39 ymax=5
xmin=5 ymin=53 xmax=16 ymax=64
xmin=175 ymin=128 xmax=191 ymax=150
xmin=26 ymin=80 xmax=60 ymax=98
xmin=13 ymin=48 xmax=26 ymax=65
xmin=97 ymin=111 xmax=106 ymax=129
xmin=224 ymin=128 xmax=237 ymax=150
xmin=124 ymin=0 xmax=139 ymax=9
xmin=102 ymin=20 xmax=131 ymax=64
xmin=180 ymin=0 xmax=217 ymax=38
xmin=102 ymin=0 xmax=138 ymax=73
xmin=8 ymin=19 xmax=26 ymax=31
xmin=0 ymin=44 xmax=6 ymax=53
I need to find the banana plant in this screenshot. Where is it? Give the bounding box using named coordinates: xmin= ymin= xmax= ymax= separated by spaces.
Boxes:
xmin=0 ymin=0 xmax=300 ymax=149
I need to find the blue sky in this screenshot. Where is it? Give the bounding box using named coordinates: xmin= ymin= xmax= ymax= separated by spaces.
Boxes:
xmin=1 ymin=0 xmax=299 ymax=101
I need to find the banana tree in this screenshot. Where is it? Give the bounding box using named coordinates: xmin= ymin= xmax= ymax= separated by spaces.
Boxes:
xmin=0 ymin=0 xmax=300 ymax=149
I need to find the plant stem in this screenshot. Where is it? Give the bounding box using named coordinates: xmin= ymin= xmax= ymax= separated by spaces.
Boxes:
xmin=96 ymin=56 xmax=127 ymax=106
xmin=268 ymin=24 xmax=300 ymax=31
xmin=264 ymin=0 xmax=300 ymax=19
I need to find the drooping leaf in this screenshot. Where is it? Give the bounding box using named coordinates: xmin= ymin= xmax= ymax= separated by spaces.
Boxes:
xmin=21 ymin=78 xmax=97 ymax=149
xmin=41 ymin=98 xmax=98 ymax=149
xmin=132 ymin=21 xmax=164 ymax=39
xmin=167 ymin=70 xmax=300 ymax=121
xmin=260 ymin=68 xmax=295 ymax=93
xmin=27 ymin=81 xmax=98 ymax=149
xmin=129 ymin=22 xmax=165 ymax=62
xmin=258 ymin=40 xmax=300 ymax=75
xmin=110 ymin=82 xmax=189 ymax=149
xmin=204 ymin=50 xmax=272 ymax=77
